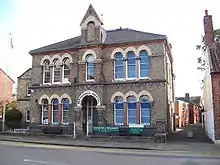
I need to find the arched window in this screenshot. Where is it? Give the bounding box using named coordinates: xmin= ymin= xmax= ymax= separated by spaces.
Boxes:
xmin=140 ymin=95 xmax=151 ymax=126
xmin=62 ymin=58 xmax=70 ymax=82
xmin=52 ymin=99 xmax=59 ymax=124
xmin=43 ymin=60 xmax=50 ymax=84
xmin=42 ymin=99 xmax=49 ymax=124
xmin=114 ymin=53 xmax=124 ymax=80
xmin=62 ymin=98 xmax=69 ymax=124
xmin=114 ymin=96 xmax=124 ymax=125
xmin=139 ymin=50 xmax=149 ymax=78
xmin=126 ymin=51 xmax=136 ymax=79
xmin=127 ymin=96 xmax=137 ymax=124
xmin=87 ymin=21 xmax=95 ymax=42
xmin=86 ymin=54 xmax=94 ymax=81
xmin=53 ymin=59 xmax=60 ymax=83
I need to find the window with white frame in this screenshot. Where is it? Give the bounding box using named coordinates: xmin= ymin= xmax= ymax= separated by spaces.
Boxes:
xmin=126 ymin=51 xmax=136 ymax=79
xmin=53 ymin=59 xmax=61 ymax=83
xmin=62 ymin=58 xmax=70 ymax=82
xmin=26 ymin=83 xmax=31 ymax=96
xmin=42 ymin=99 xmax=49 ymax=124
xmin=52 ymin=99 xmax=59 ymax=124
xmin=114 ymin=96 xmax=124 ymax=125
xmin=127 ymin=95 xmax=137 ymax=124
xmin=62 ymin=98 xmax=69 ymax=124
xmin=139 ymin=50 xmax=149 ymax=78
xmin=86 ymin=54 xmax=94 ymax=81
xmin=43 ymin=60 xmax=50 ymax=84
xmin=140 ymin=95 xmax=151 ymax=126
xmin=26 ymin=110 xmax=30 ymax=122
xmin=114 ymin=52 xmax=124 ymax=80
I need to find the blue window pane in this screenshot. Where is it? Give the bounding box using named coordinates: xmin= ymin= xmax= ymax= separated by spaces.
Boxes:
xmin=141 ymin=109 xmax=150 ymax=116
xmin=140 ymin=70 xmax=148 ymax=77
xmin=128 ymin=117 xmax=136 ymax=124
xmin=116 ymin=117 xmax=124 ymax=124
xmin=115 ymin=66 xmax=123 ymax=72
xmin=141 ymin=117 xmax=150 ymax=124
xmin=127 ymin=96 xmax=136 ymax=102
xmin=128 ymin=110 xmax=136 ymax=116
xmin=115 ymin=96 xmax=123 ymax=102
xmin=140 ymin=63 xmax=148 ymax=70
xmin=115 ymin=59 xmax=123 ymax=65
xmin=115 ymin=72 xmax=123 ymax=79
xmin=128 ymin=103 xmax=136 ymax=109
xmin=141 ymin=103 xmax=150 ymax=108
xmin=116 ymin=110 xmax=124 ymax=116
xmin=115 ymin=103 xmax=123 ymax=109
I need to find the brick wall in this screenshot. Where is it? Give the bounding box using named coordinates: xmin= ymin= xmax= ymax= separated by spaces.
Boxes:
xmin=0 ymin=69 xmax=13 ymax=103
xmin=211 ymin=73 xmax=220 ymax=140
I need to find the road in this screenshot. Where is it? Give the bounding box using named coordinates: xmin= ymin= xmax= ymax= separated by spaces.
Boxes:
xmin=0 ymin=141 xmax=219 ymax=165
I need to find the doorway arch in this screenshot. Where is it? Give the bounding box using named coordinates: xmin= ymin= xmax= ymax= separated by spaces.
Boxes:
xmin=77 ymin=90 xmax=100 ymax=107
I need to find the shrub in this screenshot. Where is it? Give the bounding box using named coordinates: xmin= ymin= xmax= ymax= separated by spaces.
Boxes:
xmin=5 ymin=108 xmax=23 ymax=129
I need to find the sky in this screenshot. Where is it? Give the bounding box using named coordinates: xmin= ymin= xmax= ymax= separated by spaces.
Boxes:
xmin=1 ymin=0 xmax=220 ymax=97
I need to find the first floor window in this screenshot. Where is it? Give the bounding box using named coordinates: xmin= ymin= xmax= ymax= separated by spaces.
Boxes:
xmin=127 ymin=51 xmax=137 ymax=79
xmin=53 ymin=59 xmax=61 ymax=83
xmin=43 ymin=60 xmax=50 ymax=84
xmin=62 ymin=98 xmax=69 ymax=124
xmin=26 ymin=110 xmax=30 ymax=122
xmin=52 ymin=99 xmax=59 ymax=124
xmin=127 ymin=96 xmax=137 ymax=124
xmin=140 ymin=95 xmax=151 ymax=125
xmin=86 ymin=54 xmax=94 ymax=81
xmin=42 ymin=99 xmax=49 ymax=124
xmin=114 ymin=96 xmax=124 ymax=125
xmin=114 ymin=53 xmax=124 ymax=80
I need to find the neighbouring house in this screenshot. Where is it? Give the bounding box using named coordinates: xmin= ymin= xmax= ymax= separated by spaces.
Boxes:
xmin=175 ymin=93 xmax=201 ymax=128
xmin=0 ymin=68 xmax=14 ymax=118
xmin=18 ymin=4 xmax=175 ymax=135
xmin=203 ymin=10 xmax=220 ymax=143
xmin=16 ymin=68 xmax=32 ymax=123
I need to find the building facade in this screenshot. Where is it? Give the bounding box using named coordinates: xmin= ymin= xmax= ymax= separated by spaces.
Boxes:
xmin=203 ymin=10 xmax=220 ymax=143
xmin=22 ymin=5 xmax=175 ymax=135
xmin=0 ymin=68 xmax=14 ymax=118
xmin=17 ymin=68 xmax=32 ymax=122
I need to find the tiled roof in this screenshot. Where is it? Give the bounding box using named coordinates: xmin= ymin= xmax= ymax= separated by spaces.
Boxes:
xmin=29 ymin=28 xmax=166 ymax=54
xmin=209 ymin=43 xmax=220 ymax=73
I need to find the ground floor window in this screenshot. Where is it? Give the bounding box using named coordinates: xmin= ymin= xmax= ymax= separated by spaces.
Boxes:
xmin=42 ymin=99 xmax=49 ymax=124
xmin=62 ymin=98 xmax=69 ymax=124
xmin=26 ymin=110 xmax=30 ymax=122
xmin=127 ymin=96 xmax=137 ymax=124
xmin=140 ymin=96 xmax=151 ymax=125
xmin=114 ymin=96 xmax=124 ymax=125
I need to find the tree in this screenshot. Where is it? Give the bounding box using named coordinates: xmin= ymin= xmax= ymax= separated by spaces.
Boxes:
xmin=196 ymin=29 xmax=220 ymax=88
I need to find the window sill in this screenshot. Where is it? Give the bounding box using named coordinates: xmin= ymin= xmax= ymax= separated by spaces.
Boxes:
xmin=139 ymin=77 xmax=151 ymax=80
xmin=85 ymin=79 xmax=95 ymax=82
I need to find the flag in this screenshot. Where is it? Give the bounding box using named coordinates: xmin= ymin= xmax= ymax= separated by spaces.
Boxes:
xmin=9 ymin=33 xmax=14 ymax=49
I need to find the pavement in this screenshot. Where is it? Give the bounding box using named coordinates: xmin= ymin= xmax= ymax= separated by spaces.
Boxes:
xmin=1 ymin=141 xmax=220 ymax=165
xmin=0 ymin=134 xmax=220 ymax=156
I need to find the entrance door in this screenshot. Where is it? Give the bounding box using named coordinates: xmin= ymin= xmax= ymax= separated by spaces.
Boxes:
xmin=81 ymin=96 xmax=97 ymax=135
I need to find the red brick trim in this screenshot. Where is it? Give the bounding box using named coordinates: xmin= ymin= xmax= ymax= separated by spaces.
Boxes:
xmin=48 ymin=104 xmax=52 ymax=124
xmin=58 ymin=104 xmax=62 ymax=124
xmin=136 ymin=102 xmax=140 ymax=124
xmin=124 ymin=103 xmax=127 ymax=125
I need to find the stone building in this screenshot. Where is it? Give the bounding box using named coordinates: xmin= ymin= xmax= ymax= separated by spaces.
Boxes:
xmin=22 ymin=5 xmax=175 ymax=135
xmin=17 ymin=68 xmax=32 ymax=122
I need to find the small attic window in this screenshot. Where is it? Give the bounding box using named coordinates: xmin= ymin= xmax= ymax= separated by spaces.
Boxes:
xmin=87 ymin=21 xmax=95 ymax=42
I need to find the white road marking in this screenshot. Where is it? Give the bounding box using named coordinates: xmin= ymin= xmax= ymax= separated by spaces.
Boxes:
xmin=23 ymin=159 xmax=70 ymax=165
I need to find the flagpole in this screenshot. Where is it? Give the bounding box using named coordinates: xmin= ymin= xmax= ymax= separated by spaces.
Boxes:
xmin=2 ymin=33 xmax=13 ymax=132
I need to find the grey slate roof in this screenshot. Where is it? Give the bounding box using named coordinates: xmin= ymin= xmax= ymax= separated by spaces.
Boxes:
xmin=175 ymin=96 xmax=201 ymax=105
xmin=29 ymin=28 xmax=166 ymax=54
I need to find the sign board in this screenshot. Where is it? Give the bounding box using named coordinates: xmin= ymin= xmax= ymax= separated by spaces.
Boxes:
xmin=128 ymin=127 xmax=143 ymax=135
xmin=92 ymin=126 xmax=119 ymax=134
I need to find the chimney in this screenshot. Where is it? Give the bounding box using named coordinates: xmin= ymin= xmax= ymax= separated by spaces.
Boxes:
xmin=185 ymin=93 xmax=189 ymax=101
xmin=203 ymin=10 xmax=214 ymax=45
